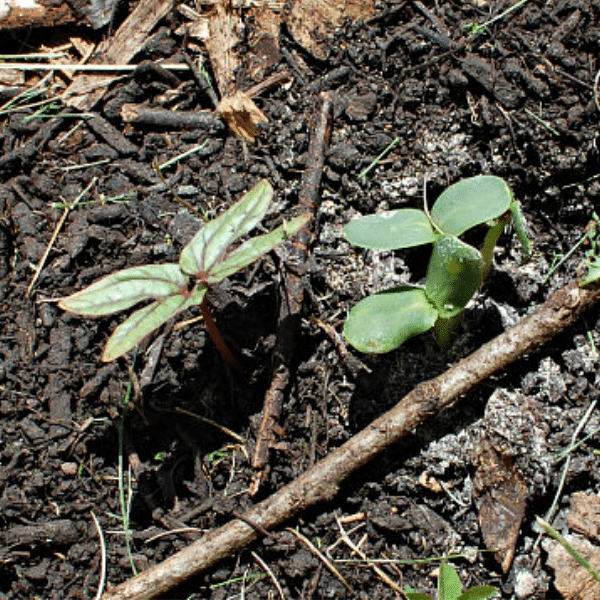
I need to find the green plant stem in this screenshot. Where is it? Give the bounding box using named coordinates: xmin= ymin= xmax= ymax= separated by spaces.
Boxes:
xmin=119 ymin=354 xmax=138 ymax=576
xmin=200 ymin=297 xmax=242 ymax=373
xmin=433 ymin=313 xmax=463 ymax=349
xmin=480 ymin=213 xmax=512 ymax=281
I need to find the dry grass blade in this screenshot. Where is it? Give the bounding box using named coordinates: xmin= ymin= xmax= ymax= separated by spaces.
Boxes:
xmin=285 ymin=527 xmax=354 ymax=593
xmin=334 ymin=514 xmax=407 ymax=598
xmin=91 ymin=511 xmax=107 ymax=600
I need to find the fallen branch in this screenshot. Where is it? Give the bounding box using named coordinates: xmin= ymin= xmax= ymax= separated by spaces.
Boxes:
xmin=250 ymin=90 xmax=333 ymax=491
xmin=102 ymin=280 xmax=600 ymax=600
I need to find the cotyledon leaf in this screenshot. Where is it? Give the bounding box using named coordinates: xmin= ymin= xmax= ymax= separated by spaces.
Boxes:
xmin=344 ymin=208 xmax=436 ymax=250
xmin=425 ymin=236 xmax=483 ymax=318
xmin=102 ymin=285 xmax=207 ymax=362
xmin=179 ymin=179 xmax=273 ymax=276
xmin=208 ymin=213 xmax=311 ymax=283
xmin=58 ymin=264 xmax=189 ymax=316
xmin=431 ymin=175 xmax=513 ymax=236
xmin=344 ymin=286 xmax=438 ymax=353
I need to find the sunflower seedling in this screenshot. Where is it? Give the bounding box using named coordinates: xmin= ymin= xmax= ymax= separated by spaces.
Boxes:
xmin=404 ymin=562 xmax=497 ymax=600
xmin=59 ymin=179 xmax=309 ymax=363
xmin=343 ymin=175 xmax=531 ymax=353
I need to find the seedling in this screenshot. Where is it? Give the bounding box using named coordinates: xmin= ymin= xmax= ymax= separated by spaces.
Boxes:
xmin=404 ymin=562 xmax=497 ymax=600
xmin=578 ymin=212 xmax=600 ymax=287
xmin=59 ymin=179 xmax=309 ymax=362
xmin=343 ymin=175 xmax=531 ymax=353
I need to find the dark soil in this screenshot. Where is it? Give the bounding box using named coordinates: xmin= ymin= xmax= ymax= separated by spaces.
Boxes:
xmin=1 ymin=1 xmax=600 ymax=598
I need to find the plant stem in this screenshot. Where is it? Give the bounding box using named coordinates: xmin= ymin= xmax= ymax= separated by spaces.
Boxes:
xmin=480 ymin=213 xmax=512 ymax=282
xmin=200 ymin=296 xmax=242 ymax=373
xmin=433 ymin=313 xmax=463 ymax=350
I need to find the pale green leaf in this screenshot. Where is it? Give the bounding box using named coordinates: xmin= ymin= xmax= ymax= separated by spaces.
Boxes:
xmin=58 ymin=264 xmax=189 ymax=316
xmin=179 ymin=179 xmax=273 ymax=276
xmin=431 ymin=176 xmax=512 ymax=236
xmin=344 ymin=208 xmax=436 ymax=250
xmin=425 ymin=237 xmax=483 ymax=318
xmin=344 ymin=286 xmax=438 ymax=353
xmin=208 ymin=213 xmax=311 ymax=283
xmin=404 ymin=594 xmax=433 ymax=600
xmin=438 ymin=563 xmax=462 ymax=600
xmin=457 ymin=586 xmax=498 ymax=600
xmin=101 ymin=286 xmax=207 ymax=361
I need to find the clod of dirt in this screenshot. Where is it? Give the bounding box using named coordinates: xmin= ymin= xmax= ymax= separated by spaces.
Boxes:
xmin=568 ymin=492 xmax=600 ymax=544
xmin=544 ymin=534 xmax=600 ymax=600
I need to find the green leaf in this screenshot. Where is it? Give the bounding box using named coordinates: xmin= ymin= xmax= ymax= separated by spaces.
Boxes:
xmin=343 ymin=208 xmax=436 ymax=250
xmin=102 ymin=286 xmax=207 ymax=362
xmin=425 ymin=237 xmax=483 ymax=318
xmin=179 ymin=179 xmax=273 ymax=276
xmin=438 ymin=563 xmax=462 ymax=600
xmin=431 ymin=176 xmax=513 ymax=236
xmin=344 ymin=286 xmax=438 ymax=353
xmin=404 ymin=594 xmax=434 ymax=600
xmin=457 ymin=586 xmax=498 ymax=600
xmin=58 ymin=264 xmax=189 ymax=316
xmin=208 ymin=213 xmax=311 ymax=283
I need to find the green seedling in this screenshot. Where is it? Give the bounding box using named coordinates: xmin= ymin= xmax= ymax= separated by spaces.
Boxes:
xmin=343 ymin=175 xmax=530 ymax=353
xmin=578 ymin=212 xmax=600 ymax=287
xmin=405 ymin=562 xmax=497 ymax=600
xmin=59 ymin=179 xmax=309 ymax=362
xmin=463 ymin=0 xmax=530 ymax=36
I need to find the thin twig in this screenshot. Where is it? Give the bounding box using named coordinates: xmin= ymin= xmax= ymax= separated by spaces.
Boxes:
xmin=91 ymin=511 xmax=107 ymax=600
xmin=250 ymin=91 xmax=333 ymax=491
xmin=101 ymin=280 xmax=600 ymax=600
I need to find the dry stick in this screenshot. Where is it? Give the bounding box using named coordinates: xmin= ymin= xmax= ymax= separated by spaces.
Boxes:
xmin=250 ymin=91 xmax=334 ymax=490
xmin=103 ymin=280 xmax=600 ymax=600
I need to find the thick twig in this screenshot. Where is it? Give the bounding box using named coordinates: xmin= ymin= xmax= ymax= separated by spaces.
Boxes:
xmin=102 ymin=280 xmax=600 ymax=600
xmin=250 ymin=91 xmax=333 ymax=490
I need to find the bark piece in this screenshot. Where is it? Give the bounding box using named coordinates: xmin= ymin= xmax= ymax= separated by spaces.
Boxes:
xmin=0 ymin=0 xmax=75 ymax=29
xmin=86 ymin=114 xmax=138 ymax=156
xmin=568 ymin=493 xmax=600 ymax=544
xmin=102 ymin=281 xmax=600 ymax=600
xmin=286 ymin=0 xmax=376 ymax=60
xmin=121 ymin=104 xmax=224 ymax=132
xmin=204 ymin=0 xmax=242 ymax=97
xmin=62 ymin=0 xmax=174 ymax=110
xmin=544 ymin=534 xmax=600 ymax=600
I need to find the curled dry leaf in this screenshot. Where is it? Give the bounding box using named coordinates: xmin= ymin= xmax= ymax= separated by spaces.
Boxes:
xmin=215 ymin=91 xmax=268 ymax=143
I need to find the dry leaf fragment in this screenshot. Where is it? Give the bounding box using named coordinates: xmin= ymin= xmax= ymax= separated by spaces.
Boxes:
xmin=215 ymin=91 xmax=268 ymax=143
xmin=473 ymin=438 xmax=529 ymax=573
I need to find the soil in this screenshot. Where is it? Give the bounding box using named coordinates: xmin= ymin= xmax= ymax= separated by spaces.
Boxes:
xmin=1 ymin=1 xmax=600 ymax=599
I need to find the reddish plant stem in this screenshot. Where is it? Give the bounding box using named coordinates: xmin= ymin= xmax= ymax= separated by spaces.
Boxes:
xmin=200 ymin=296 xmax=241 ymax=373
